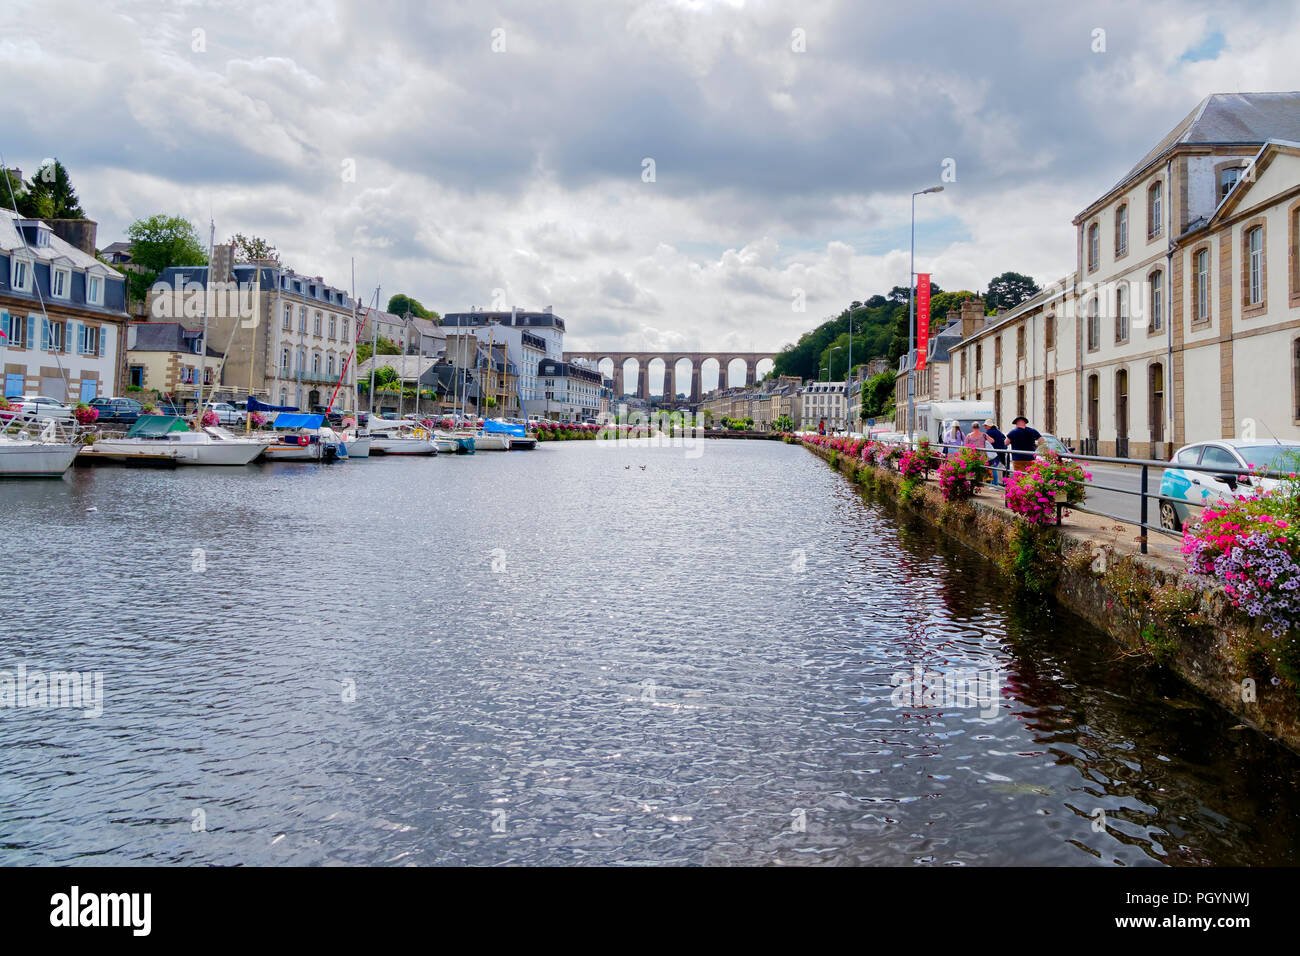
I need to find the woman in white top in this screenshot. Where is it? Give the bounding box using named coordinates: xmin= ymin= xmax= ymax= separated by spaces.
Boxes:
xmin=941 ymin=420 xmax=964 ymax=455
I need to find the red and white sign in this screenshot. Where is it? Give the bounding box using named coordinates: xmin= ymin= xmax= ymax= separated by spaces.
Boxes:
xmin=915 ymin=273 xmax=931 ymax=371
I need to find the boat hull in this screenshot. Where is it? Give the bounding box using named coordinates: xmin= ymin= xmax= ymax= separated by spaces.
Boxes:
xmin=345 ymin=436 xmax=372 ymax=458
xmin=371 ymin=437 xmax=437 ymax=456
xmin=0 ymin=442 xmax=80 ymax=477
xmin=472 ymin=433 xmax=510 ymax=451
xmin=507 ymin=436 xmax=537 ymax=450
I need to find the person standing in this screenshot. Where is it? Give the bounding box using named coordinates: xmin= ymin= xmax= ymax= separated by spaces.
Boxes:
xmin=818 ymin=418 xmax=826 ymax=436
xmin=941 ymin=419 xmax=964 ymax=456
xmin=984 ymin=418 xmax=1007 ymax=486
xmin=1006 ymin=415 xmax=1042 ymax=473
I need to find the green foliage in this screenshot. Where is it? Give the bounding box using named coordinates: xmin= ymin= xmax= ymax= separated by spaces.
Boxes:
xmin=774 ymin=414 xmax=794 ymax=432
xmin=1003 ymin=524 xmax=1062 ymax=594
xmin=387 ymin=294 xmax=439 ymax=322
xmin=228 ymin=233 xmax=278 ymax=262
xmin=357 ymin=336 xmax=402 ymax=364
xmin=7 ymin=159 xmax=85 ymax=219
xmin=898 ymin=476 xmax=921 ymax=505
xmin=984 ymin=272 xmax=1040 ymax=313
xmin=125 ymin=214 xmax=208 ymax=303
xmin=372 ymin=365 xmax=399 ymax=387
xmin=861 ymin=370 xmax=896 ymax=419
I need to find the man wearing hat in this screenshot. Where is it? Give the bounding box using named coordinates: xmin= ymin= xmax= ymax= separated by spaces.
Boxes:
xmin=983 ymin=418 xmax=1007 ymax=486
xmin=1006 ymin=415 xmax=1042 ymax=473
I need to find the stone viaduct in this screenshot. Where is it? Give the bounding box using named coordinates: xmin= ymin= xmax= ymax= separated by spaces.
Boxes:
xmin=562 ymin=351 xmax=778 ymax=403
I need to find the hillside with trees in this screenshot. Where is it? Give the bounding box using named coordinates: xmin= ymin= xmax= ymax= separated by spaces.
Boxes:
xmin=771 ymin=272 xmax=1039 ymax=384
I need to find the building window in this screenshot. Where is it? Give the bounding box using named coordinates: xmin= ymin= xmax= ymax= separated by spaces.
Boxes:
xmin=960 ymin=353 xmax=967 ymax=380
xmin=975 ymin=343 xmax=982 ymax=373
xmin=1087 ymin=223 xmax=1100 ymax=272
xmin=1220 ymin=166 xmax=1242 ymax=200
xmin=87 ymin=275 xmax=103 ymax=306
xmin=314 ymin=313 xmax=322 ymax=336
xmin=298 ymin=307 xmax=306 ymax=333
xmin=41 ymin=318 xmax=64 ymax=351
xmin=1150 ymin=270 xmax=1163 ymax=332
xmin=1148 ymin=182 xmax=1163 ymax=238
xmin=1247 ymin=224 xmax=1265 ymax=306
xmin=1016 ymin=324 xmax=1025 ymax=359
xmin=51 ymin=267 xmax=70 ymax=299
xmin=342 ymin=319 xmax=349 ymax=342
xmin=1045 ymin=314 xmax=1056 ymax=350
xmin=1116 ymin=369 xmax=1129 ymax=443
xmin=311 ymin=352 xmax=320 ymax=374
xmin=1115 ymin=204 xmax=1128 ymax=257
xmin=282 ymin=306 xmax=292 ymax=330
xmin=1016 ymin=384 xmax=1025 ymax=419
xmin=11 ymin=257 xmax=31 ymax=292
xmin=1194 ymin=247 xmax=1211 ymax=323
xmin=1045 ymin=379 xmax=1056 ymax=434
xmin=298 ymin=348 xmax=306 ymax=372
xmin=327 ymin=354 xmax=336 ymax=376
xmin=77 ymin=324 xmax=98 ymax=355
xmin=4 ymin=312 xmax=24 ymax=347
xmin=1087 ymin=374 xmax=1099 ymax=439
xmin=1115 ymin=283 xmax=1128 ymax=342
xmin=1293 ymin=203 xmax=1300 ymax=302
xmin=1149 ymin=363 xmax=1165 ymax=443
xmin=1087 ymin=297 xmax=1100 ymax=350
xmin=994 ymin=335 xmax=1002 ymax=366
xmin=329 ymin=316 xmax=337 ymax=339
xmin=280 ymin=348 xmax=290 ymax=372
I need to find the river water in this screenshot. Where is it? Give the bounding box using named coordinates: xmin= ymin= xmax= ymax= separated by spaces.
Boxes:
xmin=1 ymin=438 xmax=1297 ymax=866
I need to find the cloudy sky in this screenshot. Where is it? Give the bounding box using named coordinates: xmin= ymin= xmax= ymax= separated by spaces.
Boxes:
xmin=3 ymin=0 xmax=1297 ymax=381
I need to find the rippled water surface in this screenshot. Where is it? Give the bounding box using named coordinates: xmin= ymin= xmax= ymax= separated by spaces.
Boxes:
xmin=2 ymin=439 xmax=1298 ymax=865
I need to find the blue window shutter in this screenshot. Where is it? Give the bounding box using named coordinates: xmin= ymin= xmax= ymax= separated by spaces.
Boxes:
xmin=98 ymin=325 xmax=106 ymax=357
xmin=27 ymin=315 xmax=36 ymax=349
xmin=64 ymin=321 xmax=73 ymax=352
xmin=41 ymin=318 xmax=50 ymax=351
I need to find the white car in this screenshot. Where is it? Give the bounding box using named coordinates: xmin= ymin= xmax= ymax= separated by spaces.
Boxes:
xmin=208 ymin=402 xmax=245 ymax=426
xmin=8 ymin=395 xmax=73 ymax=421
xmin=1158 ymin=439 xmax=1300 ymax=530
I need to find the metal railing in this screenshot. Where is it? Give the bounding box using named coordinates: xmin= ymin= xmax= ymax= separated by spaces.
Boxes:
xmin=921 ymin=440 xmax=1292 ymax=555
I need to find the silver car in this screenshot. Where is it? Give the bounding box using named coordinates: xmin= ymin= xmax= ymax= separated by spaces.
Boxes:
xmin=1158 ymin=439 xmax=1300 ymax=531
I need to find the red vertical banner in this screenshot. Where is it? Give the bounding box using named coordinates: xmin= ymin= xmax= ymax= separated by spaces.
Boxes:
xmin=915 ymin=273 xmax=931 ymax=371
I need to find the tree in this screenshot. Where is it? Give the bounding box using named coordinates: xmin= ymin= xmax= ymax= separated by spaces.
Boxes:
xmin=1 ymin=168 xmax=26 ymax=211
xmin=357 ymin=335 xmax=401 ymax=364
xmin=774 ymin=414 xmax=794 ymax=432
xmin=387 ymin=293 xmax=439 ymax=322
xmin=229 ymin=233 xmax=279 ymax=262
xmin=14 ymin=159 xmax=85 ymax=219
xmin=861 ymin=370 xmax=896 ymax=419
xmin=372 ymin=365 xmax=399 ymax=388
xmin=984 ymin=272 xmax=1040 ymax=312
xmin=125 ymin=214 xmax=209 ymax=304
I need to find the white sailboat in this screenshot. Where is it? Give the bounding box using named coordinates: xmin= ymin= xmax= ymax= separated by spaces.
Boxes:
xmin=368 ymin=419 xmax=437 ymax=455
xmin=0 ymin=417 xmax=81 ymax=477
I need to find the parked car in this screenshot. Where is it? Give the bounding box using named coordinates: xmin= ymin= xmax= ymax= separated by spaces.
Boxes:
xmin=1158 ymin=439 xmax=1300 ymax=531
xmin=207 ymin=402 xmax=245 ymax=426
xmin=89 ymin=396 xmax=145 ymax=424
xmin=1036 ymin=434 xmax=1074 ymax=455
xmin=8 ymin=395 xmax=73 ymax=421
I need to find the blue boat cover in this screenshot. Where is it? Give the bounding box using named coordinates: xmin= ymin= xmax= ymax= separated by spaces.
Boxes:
xmin=248 ymin=396 xmax=299 ymax=413
xmin=274 ymin=413 xmax=324 ymax=429
xmin=483 ymin=419 xmax=526 ymax=438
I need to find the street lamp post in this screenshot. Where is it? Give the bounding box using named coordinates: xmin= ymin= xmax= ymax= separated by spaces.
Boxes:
xmin=908 ymin=185 xmax=944 ymax=441
xmin=829 ymin=345 xmax=842 ymax=430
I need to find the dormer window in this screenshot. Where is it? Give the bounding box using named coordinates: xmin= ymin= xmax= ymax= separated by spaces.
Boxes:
xmin=87 ymin=274 xmax=104 ymax=306
xmin=52 ymin=266 xmax=71 ymax=299
xmin=1220 ymin=167 xmax=1243 ymax=200
xmin=10 ymin=256 xmax=31 ymax=292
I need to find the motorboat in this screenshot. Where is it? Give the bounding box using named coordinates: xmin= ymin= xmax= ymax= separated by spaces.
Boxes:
xmin=79 ymin=417 xmax=265 ymax=466
xmin=262 ymin=413 xmax=347 ymax=462
xmin=485 ymin=419 xmax=535 ymax=450
xmin=0 ymin=417 xmax=81 ymax=477
xmin=368 ymin=419 xmax=437 ymax=456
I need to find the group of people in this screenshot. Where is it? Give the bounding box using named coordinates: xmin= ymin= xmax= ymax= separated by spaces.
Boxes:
xmin=940 ymin=416 xmax=1042 ymax=487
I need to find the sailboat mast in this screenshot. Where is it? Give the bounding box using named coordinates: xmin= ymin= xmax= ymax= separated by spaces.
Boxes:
xmin=368 ymin=284 xmax=379 ymax=417
xmin=196 ymin=219 xmax=215 ymax=425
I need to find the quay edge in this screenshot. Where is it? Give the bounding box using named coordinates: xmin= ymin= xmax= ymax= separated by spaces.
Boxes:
xmin=800 ymin=441 xmax=1300 ymax=755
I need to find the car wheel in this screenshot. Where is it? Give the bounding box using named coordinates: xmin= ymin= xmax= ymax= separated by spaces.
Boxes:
xmin=1159 ymin=501 xmax=1182 ymax=532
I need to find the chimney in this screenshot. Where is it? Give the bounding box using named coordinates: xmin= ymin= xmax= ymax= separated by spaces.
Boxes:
xmin=46 ymin=218 xmax=98 ymax=258
xmin=210 ymin=243 xmax=235 ymax=284
xmin=959 ymin=297 xmax=986 ymax=338
xmin=996 ymin=306 xmax=1007 ymax=316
